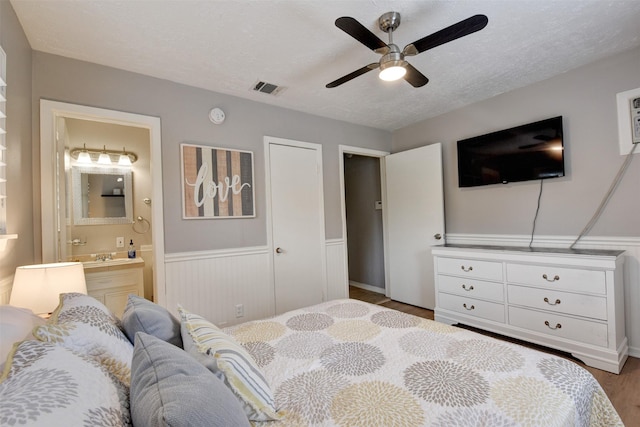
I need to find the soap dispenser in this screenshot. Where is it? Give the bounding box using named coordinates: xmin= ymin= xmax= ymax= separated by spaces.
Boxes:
xmin=128 ymin=239 xmax=136 ymax=259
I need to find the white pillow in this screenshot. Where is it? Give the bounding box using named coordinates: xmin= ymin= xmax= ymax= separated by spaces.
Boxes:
xmin=0 ymin=340 xmax=130 ymax=426
xmin=0 ymin=305 xmax=45 ymax=370
xmin=33 ymin=293 xmax=133 ymax=385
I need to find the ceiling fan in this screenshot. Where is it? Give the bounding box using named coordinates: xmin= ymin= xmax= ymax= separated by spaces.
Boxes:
xmin=326 ymin=12 xmax=488 ymax=88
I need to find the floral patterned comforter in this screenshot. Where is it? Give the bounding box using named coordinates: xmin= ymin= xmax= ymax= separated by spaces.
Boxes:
xmin=224 ymin=299 xmax=622 ymax=427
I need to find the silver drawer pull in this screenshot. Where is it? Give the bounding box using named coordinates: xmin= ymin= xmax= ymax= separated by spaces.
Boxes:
xmin=462 ymin=284 xmax=474 ymax=291
xmin=544 ymin=320 xmax=562 ymax=330
xmin=543 ymin=297 xmax=561 ymax=306
xmin=542 ymin=274 xmax=560 ymax=282
xmin=461 ymin=265 xmax=473 ymax=272
xmin=463 ymin=303 xmax=475 ymax=310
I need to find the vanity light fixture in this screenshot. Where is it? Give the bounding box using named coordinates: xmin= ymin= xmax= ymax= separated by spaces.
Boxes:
xmin=77 ymin=143 xmax=92 ymax=164
xmin=70 ymin=145 xmax=138 ymax=165
xmin=97 ymin=145 xmax=112 ymax=165
xmin=118 ymin=147 xmax=132 ymax=166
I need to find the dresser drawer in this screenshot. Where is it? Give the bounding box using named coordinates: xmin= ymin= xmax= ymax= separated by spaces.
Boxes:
xmin=438 ymin=275 xmax=504 ymax=302
xmin=438 ymin=293 xmax=504 ymax=323
xmin=437 ymin=257 xmax=503 ymax=281
xmin=507 ymin=285 xmax=607 ymax=320
xmin=509 ymin=306 xmax=607 ymax=347
xmin=86 ymin=269 xmax=142 ymax=292
xmin=506 ymin=263 xmax=606 ymax=295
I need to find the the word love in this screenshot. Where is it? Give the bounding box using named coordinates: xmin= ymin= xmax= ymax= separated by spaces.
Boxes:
xmin=185 ymin=163 xmax=251 ymax=207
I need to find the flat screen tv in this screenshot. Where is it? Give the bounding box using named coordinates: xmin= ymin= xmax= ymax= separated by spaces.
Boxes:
xmin=457 ymin=116 xmax=565 ymax=187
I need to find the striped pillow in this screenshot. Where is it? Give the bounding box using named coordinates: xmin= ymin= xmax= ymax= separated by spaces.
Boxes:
xmin=178 ymin=306 xmax=280 ymax=422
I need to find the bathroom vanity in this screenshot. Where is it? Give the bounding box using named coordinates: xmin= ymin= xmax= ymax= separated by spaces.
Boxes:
xmin=83 ymin=257 xmax=144 ymax=318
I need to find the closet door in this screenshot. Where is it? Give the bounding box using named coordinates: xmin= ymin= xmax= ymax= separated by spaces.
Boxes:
xmin=266 ymin=137 xmax=326 ymax=314
xmin=384 ymin=143 xmax=445 ymax=309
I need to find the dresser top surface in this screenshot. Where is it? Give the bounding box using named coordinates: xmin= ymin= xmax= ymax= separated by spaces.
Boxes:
xmin=434 ymin=244 xmax=624 ymax=257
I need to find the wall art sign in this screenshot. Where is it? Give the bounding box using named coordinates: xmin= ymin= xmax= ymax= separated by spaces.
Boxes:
xmin=181 ymin=143 xmax=255 ymax=219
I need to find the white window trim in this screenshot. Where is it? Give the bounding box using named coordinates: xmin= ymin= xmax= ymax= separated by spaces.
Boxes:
xmin=0 ymin=45 xmax=19 ymax=251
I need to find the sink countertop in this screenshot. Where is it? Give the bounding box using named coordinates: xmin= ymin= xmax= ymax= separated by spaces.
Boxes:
xmin=78 ymin=257 xmax=145 ymax=271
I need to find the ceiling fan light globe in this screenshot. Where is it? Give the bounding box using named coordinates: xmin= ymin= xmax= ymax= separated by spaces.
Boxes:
xmin=379 ymin=64 xmax=406 ymax=81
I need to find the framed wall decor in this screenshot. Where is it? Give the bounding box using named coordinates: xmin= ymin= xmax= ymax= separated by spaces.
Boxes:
xmin=616 ymin=87 xmax=640 ymax=155
xmin=181 ymin=143 xmax=255 ymax=219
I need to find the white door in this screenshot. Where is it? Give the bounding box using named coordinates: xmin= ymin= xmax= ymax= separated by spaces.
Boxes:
xmin=267 ymin=138 xmax=326 ymax=314
xmin=384 ymin=143 xmax=445 ymax=309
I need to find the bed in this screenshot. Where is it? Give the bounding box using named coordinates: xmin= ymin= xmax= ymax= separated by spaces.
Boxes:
xmin=224 ymin=299 xmax=622 ymax=427
xmin=0 ymin=294 xmax=622 ymax=426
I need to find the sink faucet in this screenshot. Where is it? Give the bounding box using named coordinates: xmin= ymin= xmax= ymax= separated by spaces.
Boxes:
xmin=95 ymin=253 xmax=113 ymax=261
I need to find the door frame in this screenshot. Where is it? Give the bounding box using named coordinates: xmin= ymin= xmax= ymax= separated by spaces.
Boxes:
xmin=338 ymin=145 xmax=390 ymax=297
xmin=40 ymin=100 xmax=166 ymax=306
xmin=264 ymin=136 xmax=328 ymax=304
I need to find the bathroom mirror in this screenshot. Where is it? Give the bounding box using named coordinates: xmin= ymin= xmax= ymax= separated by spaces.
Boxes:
xmin=72 ymin=165 xmax=133 ymax=225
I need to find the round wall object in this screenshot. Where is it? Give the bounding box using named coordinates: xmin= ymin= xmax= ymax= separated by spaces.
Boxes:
xmin=209 ymin=107 xmax=225 ymax=124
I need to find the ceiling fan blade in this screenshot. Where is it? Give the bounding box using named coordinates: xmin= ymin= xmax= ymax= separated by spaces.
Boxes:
xmin=335 ymin=17 xmax=390 ymax=54
xmin=403 ymin=14 xmax=488 ymax=56
xmin=326 ymin=63 xmax=379 ymax=88
xmin=403 ymin=63 xmax=429 ymax=87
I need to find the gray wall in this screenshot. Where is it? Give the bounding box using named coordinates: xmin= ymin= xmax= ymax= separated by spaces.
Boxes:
xmin=344 ymin=155 xmax=384 ymax=289
xmin=31 ymin=52 xmax=391 ymax=254
xmin=393 ymin=47 xmax=640 ymax=238
xmin=0 ymin=0 xmax=33 ymax=279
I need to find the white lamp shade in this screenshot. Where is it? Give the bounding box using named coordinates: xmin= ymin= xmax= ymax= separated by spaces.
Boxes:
xmin=97 ymin=152 xmax=112 ymax=164
xmin=9 ymin=262 xmax=87 ymax=315
xmin=77 ymin=151 xmax=92 ymax=163
xmin=118 ymin=154 xmax=132 ymax=166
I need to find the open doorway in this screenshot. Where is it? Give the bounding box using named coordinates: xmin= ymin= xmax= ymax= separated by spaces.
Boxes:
xmin=338 ymin=145 xmax=390 ymax=304
xmin=40 ymin=101 xmax=166 ymax=306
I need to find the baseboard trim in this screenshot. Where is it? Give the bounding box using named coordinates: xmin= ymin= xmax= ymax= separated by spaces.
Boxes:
xmin=349 ymin=280 xmax=386 ymax=295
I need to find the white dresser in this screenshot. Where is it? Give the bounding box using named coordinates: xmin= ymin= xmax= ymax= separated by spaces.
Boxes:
xmin=432 ymin=245 xmax=627 ymax=373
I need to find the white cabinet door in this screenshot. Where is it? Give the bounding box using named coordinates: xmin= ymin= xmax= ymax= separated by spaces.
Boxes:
xmin=384 ymin=143 xmax=445 ymax=309
xmin=267 ymin=139 xmax=326 ymax=314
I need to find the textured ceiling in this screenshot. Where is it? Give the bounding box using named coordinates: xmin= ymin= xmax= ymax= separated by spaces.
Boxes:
xmin=10 ymin=0 xmax=640 ymax=131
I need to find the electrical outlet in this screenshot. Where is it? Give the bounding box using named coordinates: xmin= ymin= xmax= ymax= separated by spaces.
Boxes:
xmin=235 ymin=304 xmax=244 ymax=318
xmin=116 ymin=237 xmax=125 ymax=248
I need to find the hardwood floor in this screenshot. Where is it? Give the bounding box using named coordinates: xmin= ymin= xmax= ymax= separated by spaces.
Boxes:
xmin=349 ymin=286 xmax=640 ymax=425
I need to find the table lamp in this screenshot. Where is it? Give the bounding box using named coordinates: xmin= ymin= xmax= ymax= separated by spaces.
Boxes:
xmin=9 ymin=262 xmax=87 ymax=316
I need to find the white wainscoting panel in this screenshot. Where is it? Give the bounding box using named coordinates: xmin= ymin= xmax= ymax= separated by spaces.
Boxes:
xmin=163 ymin=241 xmax=349 ymax=327
xmin=164 ymin=247 xmax=274 ymax=327
xmin=0 ymin=275 xmax=13 ymax=305
xmin=446 ymin=233 xmax=640 ymax=358
xmin=326 ymin=239 xmax=348 ymax=300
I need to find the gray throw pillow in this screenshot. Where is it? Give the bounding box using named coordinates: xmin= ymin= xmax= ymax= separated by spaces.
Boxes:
xmin=130 ymin=332 xmax=250 ymax=427
xmin=121 ymin=295 xmax=183 ymax=347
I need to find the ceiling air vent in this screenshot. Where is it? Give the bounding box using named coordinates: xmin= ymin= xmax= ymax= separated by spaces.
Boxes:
xmin=252 ymin=80 xmax=286 ymax=96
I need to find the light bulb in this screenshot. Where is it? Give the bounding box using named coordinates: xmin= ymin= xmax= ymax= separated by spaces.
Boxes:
xmin=379 ymin=65 xmax=406 ymax=81
xmin=118 ymin=147 xmax=132 ymax=166
xmin=118 ymin=154 xmax=132 ymax=166
xmin=77 ymin=144 xmax=92 ymax=164
xmin=97 ymin=146 xmax=111 ymax=165
xmin=77 ymin=151 xmax=92 ymax=163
